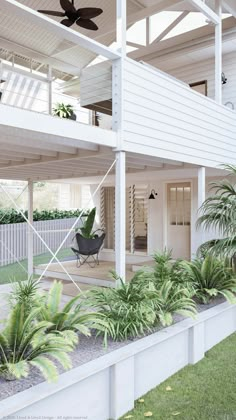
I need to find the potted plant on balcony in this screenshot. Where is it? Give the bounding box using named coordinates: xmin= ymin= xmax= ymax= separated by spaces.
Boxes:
xmin=53 ymin=103 xmax=77 ymax=120
xmin=71 ymin=208 xmax=105 ymax=267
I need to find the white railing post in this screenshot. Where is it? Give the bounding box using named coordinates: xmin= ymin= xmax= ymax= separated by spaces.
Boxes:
xmin=215 ymin=0 xmax=222 ymax=104
xmin=27 ymin=180 xmax=34 ymax=278
xmin=47 ymin=65 xmax=53 ymax=115
xmin=198 ymin=167 xmax=206 ymax=249
xmin=116 ymin=0 xmax=127 ymax=55
xmin=115 ymin=151 xmax=126 ymax=282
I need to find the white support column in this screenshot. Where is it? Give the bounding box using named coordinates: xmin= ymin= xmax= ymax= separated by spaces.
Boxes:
xmin=27 ymin=180 xmax=34 ymax=279
xmin=115 ymin=151 xmax=126 ymax=282
xmin=198 ymin=167 xmax=206 ymax=247
xmin=215 ymin=0 xmax=222 ymax=104
xmin=47 ymin=65 xmax=53 ymax=115
xmin=116 ymin=0 xmax=127 ymax=54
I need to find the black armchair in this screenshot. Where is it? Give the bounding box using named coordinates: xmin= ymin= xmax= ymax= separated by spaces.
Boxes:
xmin=71 ymin=229 xmax=105 ymax=268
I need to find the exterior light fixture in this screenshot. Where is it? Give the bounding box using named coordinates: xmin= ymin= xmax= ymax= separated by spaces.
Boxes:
xmin=222 ymin=72 xmax=227 ymax=85
xmin=149 ymin=189 xmax=158 ymax=200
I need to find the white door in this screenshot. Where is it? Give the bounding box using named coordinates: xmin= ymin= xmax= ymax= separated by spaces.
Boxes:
xmin=167 ymin=183 xmax=191 ymax=260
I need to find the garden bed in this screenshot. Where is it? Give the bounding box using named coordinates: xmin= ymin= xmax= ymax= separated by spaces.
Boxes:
xmin=1 ymin=297 xmax=234 ymax=420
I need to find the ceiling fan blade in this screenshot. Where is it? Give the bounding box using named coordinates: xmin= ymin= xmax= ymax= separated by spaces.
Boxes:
xmin=77 ymin=19 xmax=98 ymax=31
xmin=77 ymin=8 xmax=103 ymax=19
xmin=60 ymin=0 xmax=76 ymax=13
xmin=38 ymin=10 xmax=65 ymax=17
xmin=61 ymin=18 xmax=75 ymax=27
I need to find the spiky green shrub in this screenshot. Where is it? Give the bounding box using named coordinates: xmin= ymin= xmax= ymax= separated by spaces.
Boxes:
xmin=132 ymin=250 xmax=194 ymax=295
xmin=9 ymin=277 xmax=42 ymax=314
xmin=38 ymin=281 xmax=107 ymax=345
xmin=150 ymin=281 xmax=197 ymax=326
xmin=180 ymin=256 xmax=236 ymax=304
xmin=87 ymin=273 xmax=157 ymax=343
xmin=0 ymin=304 xmax=73 ymax=382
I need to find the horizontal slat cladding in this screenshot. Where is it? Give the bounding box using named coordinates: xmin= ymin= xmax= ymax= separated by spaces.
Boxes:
xmin=123 ymin=58 xmax=236 ymax=167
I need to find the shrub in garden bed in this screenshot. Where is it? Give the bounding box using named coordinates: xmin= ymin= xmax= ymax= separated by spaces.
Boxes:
xmin=0 ymin=208 xmax=88 ymax=224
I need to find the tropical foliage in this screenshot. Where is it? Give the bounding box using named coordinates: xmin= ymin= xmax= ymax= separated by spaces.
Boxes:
xmin=53 ymin=103 xmax=75 ymax=119
xmin=132 ymin=251 xmax=196 ymax=326
xmin=0 ymin=208 xmax=86 ymax=225
xmin=38 ymin=281 xmax=107 ymax=345
xmin=0 ymin=304 xmax=73 ymax=382
xmin=8 ymin=277 xmax=42 ymax=314
xmin=197 ymin=164 xmax=236 ymax=261
xmin=87 ymin=272 xmax=157 ymax=343
xmin=180 ymin=256 xmax=236 ymax=304
xmin=76 ymin=207 xmax=97 ymax=238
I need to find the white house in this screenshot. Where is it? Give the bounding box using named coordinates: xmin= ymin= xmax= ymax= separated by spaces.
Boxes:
xmin=0 ymin=0 xmax=235 ymax=284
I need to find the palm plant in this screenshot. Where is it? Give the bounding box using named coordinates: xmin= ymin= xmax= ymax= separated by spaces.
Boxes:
xmin=39 ymin=281 xmax=107 ymax=345
xmin=197 ymin=164 xmax=236 ymax=261
xmin=0 ymin=304 xmax=73 ymax=382
xmin=180 ymin=256 xmax=236 ymax=304
xmin=87 ymin=272 xmax=156 ymax=343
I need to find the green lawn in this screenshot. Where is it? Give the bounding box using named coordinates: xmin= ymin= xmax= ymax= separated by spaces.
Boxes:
xmin=0 ymin=248 xmax=74 ymax=284
xmin=122 ymin=333 xmax=236 ymax=420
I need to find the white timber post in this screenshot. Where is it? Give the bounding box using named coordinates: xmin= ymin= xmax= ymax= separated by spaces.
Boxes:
xmin=215 ymin=0 xmax=222 ymax=103
xmin=115 ymin=151 xmax=126 ymax=281
xmin=27 ymin=180 xmax=34 ymax=279
xmin=198 ymin=167 xmax=206 ymax=248
xmin=47 ymin=65 xmax=53 ymax=115
xmin=113 ymin=0 xmax=127 ymax=283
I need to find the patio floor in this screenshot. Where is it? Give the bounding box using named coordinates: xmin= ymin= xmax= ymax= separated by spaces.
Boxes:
xmin=35 ymin=259 xmax=154 ymax=289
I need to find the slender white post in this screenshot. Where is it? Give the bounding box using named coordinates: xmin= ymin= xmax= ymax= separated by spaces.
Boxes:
xmin=116 ymin=0 xmax=127 ymax=54
xmin=215 ymin=0 xmax=222 ymax=104
xmin=198 ymin=167 xmax=206 ymax=247
xmin=27 ymin=180 xmax=34 ymax=278
xmin=115 ymin=151 xmax=126 ymax=282
xmin=47 ymin=65 xmax=53 ymax=115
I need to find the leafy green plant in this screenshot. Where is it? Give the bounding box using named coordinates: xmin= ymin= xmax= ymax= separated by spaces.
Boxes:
xmin=0 ymin=304 xmax=73 ymax=382
xmin=9 ymin=277 xmax=42 ymax=314
xmin=180 ymin=256 xmax=236 ymax=304
xmin=197 ymin=164 xmax=236 ymax=261
xmin=151 ymin=280 xmax=197 ymax=326
xmin=87 ymin=272 xmax=156 ymax=343
xmin=132 ymin=250 xmax=194 ymax=295
xmin=77 ymin=207 xmax=96 ymax=238
xmin=38 ymin=281 xmax=107 ymax=345
xmin=53 ymin=103 xmax=75 ymax=119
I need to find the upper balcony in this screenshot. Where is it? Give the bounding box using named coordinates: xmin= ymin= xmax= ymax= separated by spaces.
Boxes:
xmin=0 ymin=0 xmax=236 ymax=175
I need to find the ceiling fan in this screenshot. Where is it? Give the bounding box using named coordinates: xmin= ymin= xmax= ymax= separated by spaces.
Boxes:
xmin=38 ymin=0 xmax=103 ymax=31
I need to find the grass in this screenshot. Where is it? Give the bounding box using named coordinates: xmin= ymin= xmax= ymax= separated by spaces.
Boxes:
xmin=0 ymin=248 xmax=74 ymax=284
xmin=122 ymin=333 xmax=236 ymax=420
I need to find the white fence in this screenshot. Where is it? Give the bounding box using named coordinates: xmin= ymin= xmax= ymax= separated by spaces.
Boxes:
xmin=0 ymin=218 xmax=79 ymax=266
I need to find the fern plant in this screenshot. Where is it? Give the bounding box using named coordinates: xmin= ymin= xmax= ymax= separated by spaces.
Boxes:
xmin=0 ymin=304 xmax=73 ymax=382
xmin=39 ymin=281 xmax=107 ymax=345
xmin=87 ymin=273 xmax=156 ymax=343
xmin=180 ymin=256 xmax=236 ymax=304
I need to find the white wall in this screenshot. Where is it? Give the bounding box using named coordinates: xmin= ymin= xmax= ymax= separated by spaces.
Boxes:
xmin=166 ymin=52 xmax=236 ymax=109
xmin=81 ymin=169 xmax=225 ymax=261
xmin=122 ymin=58 xmax=236 ymax=168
